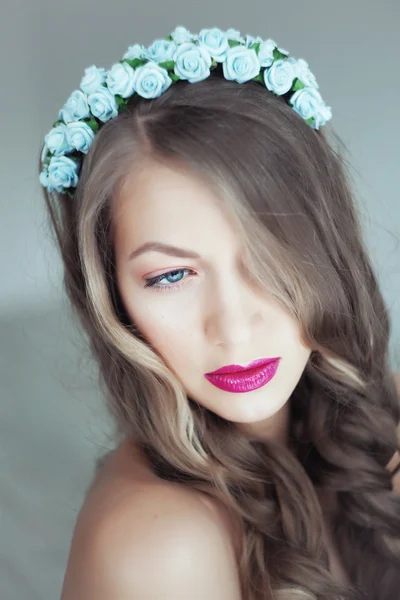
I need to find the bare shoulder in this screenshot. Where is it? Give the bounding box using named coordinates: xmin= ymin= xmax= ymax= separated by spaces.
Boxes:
xmin=60 ymin=443 xmax=242 ymax=600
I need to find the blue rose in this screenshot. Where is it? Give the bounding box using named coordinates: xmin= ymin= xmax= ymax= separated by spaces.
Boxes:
xmin=144 ymin=39 xmax=177 ymax=63
xmin=291 ymin=58 xmax=319 ymax=90
xmin=132 ymin=63 xmax=172 ymax=98
xmin=66 ymin=121 xmax=95 ymax=153
xmin=123 ymin=44 xmax=148 ymax=61
xmin=257 ymin=39 xmax=290 ymax=68
xmin=106 ymin=62 xmax=135 ymax=98
xmin=80 ymin=66 xmax=107 ymax=95
xmin=45 ymin=155 xmax=80 ymax=192
xmin=313 ymin=104 xmax=332 ymax=129
xmin=225 ymin=28 xmax=245 ymax=43
xmin=257 ymin=39 xmax=276 ymax=68
xmin=264 ymin=58 xmax=296 ymax=95
xmin=222 ymin=46 xmax=260 ymax=84
xmin=197 ymin=28 xmax=229 ymax=63
xmin=290 ymin=88 xmax=332 ymax=129
xmin=170 ymin=26 xmax=197 ymax=45
xmin=173 ymin=42 xmax=212 ymax=83
xmin=87 ymin=87 xmax=118 ymax=122
xmin=45 ymin=123 xmax=73 ymax=156
xmin=59 ymin=90 xmax=90 ymax=123
xmin=39 ymin=169 xmax=49 ymax=188
xmin=245 ymin=34 xmax=263 ymax=47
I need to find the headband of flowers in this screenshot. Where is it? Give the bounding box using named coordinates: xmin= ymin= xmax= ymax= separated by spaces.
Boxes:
xmin=39 ymin=25 xmax=332 ymax=198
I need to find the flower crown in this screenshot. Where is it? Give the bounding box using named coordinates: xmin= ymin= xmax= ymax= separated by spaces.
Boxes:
xmin=39 ymin=25 xmax=332 ymax=199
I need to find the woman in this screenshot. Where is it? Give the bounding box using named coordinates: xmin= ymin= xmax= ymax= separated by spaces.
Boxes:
xmin=39 ymin=26 xmax=400 ymax=600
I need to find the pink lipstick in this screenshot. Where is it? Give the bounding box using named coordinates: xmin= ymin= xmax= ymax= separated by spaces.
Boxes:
xmin=204 ymin=357 xmax=281 ymax=393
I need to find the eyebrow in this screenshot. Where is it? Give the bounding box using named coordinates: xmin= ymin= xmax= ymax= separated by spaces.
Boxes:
xmin=128 ymin=241 xmax=201 ymax=261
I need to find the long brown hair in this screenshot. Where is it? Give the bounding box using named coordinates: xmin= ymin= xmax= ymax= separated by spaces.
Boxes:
xmin=39 ymin=67 xmax=400 ymax=599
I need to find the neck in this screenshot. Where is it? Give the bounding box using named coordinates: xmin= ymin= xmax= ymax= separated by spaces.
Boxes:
xmin=235 ymin=398 xmax=291 ymax=446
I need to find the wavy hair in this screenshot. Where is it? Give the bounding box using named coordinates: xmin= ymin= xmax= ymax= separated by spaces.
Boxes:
xmin=39 ymin=67 xmax=400 ymax=599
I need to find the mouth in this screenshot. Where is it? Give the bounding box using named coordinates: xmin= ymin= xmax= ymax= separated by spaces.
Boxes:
xmin=204 ymin=357 xmax=281 ymax=393
xmin=206 ymin=357 xmax=280 ymax=375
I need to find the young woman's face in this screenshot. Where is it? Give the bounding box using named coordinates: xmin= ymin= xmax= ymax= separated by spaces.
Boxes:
xmin=113 ymin=160 xmax=311 ymax=444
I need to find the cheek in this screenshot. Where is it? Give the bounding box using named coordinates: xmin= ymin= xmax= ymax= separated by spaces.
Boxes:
xmin=146 ymin=323 xmax=196 ymax=381
xmin=133 ymin=307 xmax=194 ymax=360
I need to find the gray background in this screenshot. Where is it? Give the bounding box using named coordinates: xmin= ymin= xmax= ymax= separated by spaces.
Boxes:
xmin=1 ymin=1 xmax=399 ymax=598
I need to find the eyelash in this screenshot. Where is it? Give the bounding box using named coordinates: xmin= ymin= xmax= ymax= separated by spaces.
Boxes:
xmin=143 ymin=268 xmax=196 ymax=291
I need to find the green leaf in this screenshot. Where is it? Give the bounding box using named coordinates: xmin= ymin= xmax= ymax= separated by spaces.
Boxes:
xmin=44 ymin=150 xmax=54 ymax=164
xmin=121 ymin=58 xmax=147 ymax=69
xmin=85 ymin=116 xmax=100 ymax=132
xmin=169 ymin=73 xmax=180 ymax=82
xmin=249 ymin=42 xmax=261 ymax=54
xmin=210 ymin=58 xmax=217 ymax=69
xmin=252 ymin=72 xmax=264 ymax=84
xmin=273 ymin=48 xmax=287 ymax=61
xmin=165 ymin=35 xmax=173 ymax=41
xmin=65 ymin=189 xmax=75 ymax=199
xmin=115 ymin=95 xmax=129 ymax=110
xmin=292 ymin=78 xmax=305 ymax=92
xmin=228 ymin=40 xmax=241 ymax=48
xmin=158 ymin=60 xmax=175 ymax=71
xmin=305 ymin=117 xmax=314 ymax=126
xmin=52 ymin=119 xmax=63 ymax=128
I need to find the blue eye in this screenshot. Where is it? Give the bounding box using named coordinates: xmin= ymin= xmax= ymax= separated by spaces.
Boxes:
xmin=143 ymin=268 xmax=195 ymax=291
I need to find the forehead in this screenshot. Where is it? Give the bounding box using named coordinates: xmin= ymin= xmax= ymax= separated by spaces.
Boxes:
xmin=113 ymin=160 xmax=241 ymax=245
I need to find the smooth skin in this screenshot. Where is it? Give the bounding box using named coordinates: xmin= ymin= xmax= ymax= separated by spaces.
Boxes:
xmin=113 ymin=160 xmax=313 ymax=447
xmin=60 ymin=158 xmax=400 ymax=599
xmin=60 ymin=426 xmax=400 ymax=600
xmin=60 ymin=474 xmax=243 ymax=599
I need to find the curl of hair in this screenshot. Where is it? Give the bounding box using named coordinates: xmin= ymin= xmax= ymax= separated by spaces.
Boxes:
xmin=39 ymin=67 xmax=400 ymax=599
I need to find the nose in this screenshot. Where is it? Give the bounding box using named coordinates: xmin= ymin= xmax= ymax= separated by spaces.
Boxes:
xmin=204 ymin=277 xmax=263 ymax=347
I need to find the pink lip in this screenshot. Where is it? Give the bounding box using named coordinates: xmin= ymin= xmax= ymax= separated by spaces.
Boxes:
xmin=206 ymin=357 xmax=280 ymax=375
xmin=204 ymin=357 xmax=281 ymax=394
